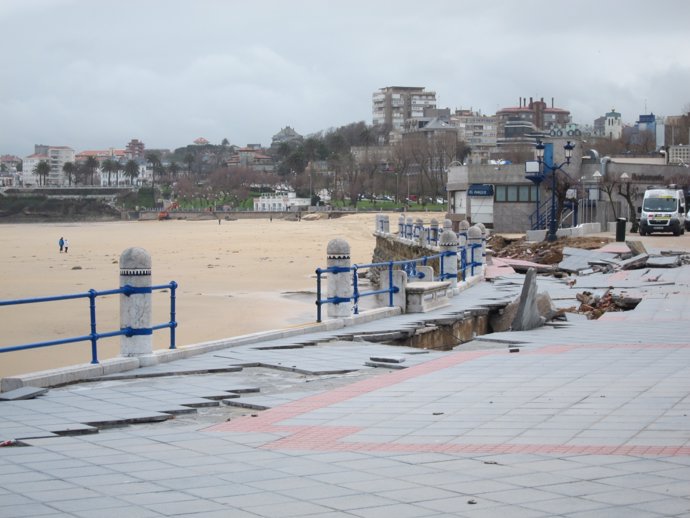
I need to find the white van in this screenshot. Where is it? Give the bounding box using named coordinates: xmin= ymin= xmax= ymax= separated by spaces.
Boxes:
xmin=639 ymin=188 xmax=686 ymax=236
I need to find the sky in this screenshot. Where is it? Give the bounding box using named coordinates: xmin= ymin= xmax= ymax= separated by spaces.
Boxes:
xmin=2 ymin=0 xmax=690 ymax=157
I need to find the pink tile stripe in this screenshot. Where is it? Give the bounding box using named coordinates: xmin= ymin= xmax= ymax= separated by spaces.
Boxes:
xmin=205 ymin=344 xmax=690 ymax=457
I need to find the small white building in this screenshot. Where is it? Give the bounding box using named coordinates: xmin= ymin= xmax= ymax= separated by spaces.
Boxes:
xmin=253 ymin=191 xmax=310 ymax=211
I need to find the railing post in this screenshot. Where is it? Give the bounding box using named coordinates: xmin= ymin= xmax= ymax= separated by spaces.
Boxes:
xmin=352 ymin=265 xmax=360 ymax=314
xmin=398 ymin=215 xmax=405 ymax=236
xmin=327 ymin=238 xmax=353 ymax=318
xmin=120 ymin=247 xmax=154 ymax=362
xmin=388 ymin=261 xmax=394 ymax=307
xmin=169 ymin=281 xmax=177 ymax=349
xmin=88 ymin=289 xmax=99 ymax=364
xmin=315 ymin=268 xmax=323 ymax=322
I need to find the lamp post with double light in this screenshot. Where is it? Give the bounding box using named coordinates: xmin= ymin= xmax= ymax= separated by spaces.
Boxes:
xmin=534 ymin=139 xmax=575 ymax=242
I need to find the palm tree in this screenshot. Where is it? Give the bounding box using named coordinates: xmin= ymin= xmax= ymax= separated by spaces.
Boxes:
xmin=101 ymin=159 xmax=117 ymax=187
xmin=124 ymin=160 xmax=139 ymax=185
xmin=62 ymin=161 xmax=75 ymax=186
xmin=168 ymin=161 xmax=180 ymax=179
xmin=146 ymin=152 xmax=161 ymax=191
xmin=113 ymin=161 xmax=122 ymax=186
xmin=84 ymin=156 xmax=99 ymax=185
xmin=183 ymin=153 xmax=194 ymax=176
xmin=34 ymin=160 xmax=50 ymax=186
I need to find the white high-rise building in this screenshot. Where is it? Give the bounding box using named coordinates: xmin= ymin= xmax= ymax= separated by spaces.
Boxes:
xmin=22 ymin=145 xmax=75 ymax=186
xmin=372 ymin=86 xmax=437 ymax=131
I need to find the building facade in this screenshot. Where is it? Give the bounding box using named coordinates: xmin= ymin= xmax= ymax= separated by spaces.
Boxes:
xmin=496 ymin=97 xmax=571 ymax=145
xmin=372 ymin=86 xmax=437 ymax=132
xmin=22 ymin=145 xmax=75 ymax=187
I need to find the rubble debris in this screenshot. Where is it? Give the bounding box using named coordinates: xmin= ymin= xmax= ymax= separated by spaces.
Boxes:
xmin=572 ymin=290 xmax=641 ymax=319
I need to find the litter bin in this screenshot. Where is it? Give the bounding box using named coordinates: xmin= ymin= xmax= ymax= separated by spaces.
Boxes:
xmin=616 ymin=217 xmax=627 ymax=242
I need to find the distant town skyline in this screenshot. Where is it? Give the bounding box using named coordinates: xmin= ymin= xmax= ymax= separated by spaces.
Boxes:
xmin=2 ymin=0 xmax=690 ymax=157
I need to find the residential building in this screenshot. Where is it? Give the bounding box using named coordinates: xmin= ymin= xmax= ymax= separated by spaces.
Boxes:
xmin=253 ymin=191 xmax=309 ymax=211
xmin=22 ymin=145 xmax=75 ymax=186
xmin=372 ymin=86 xmax=437 ymax=132
xmin=450 ymin=110 xmax=497 ymax=164
xmin=125 ymin=139 xmax=146 ymax=160
xmin=668 ymin=144 xmax=689 ymax=166
xmin=227 ymin=148 xmax=274 ymax=172
xmin=270 ymin=126 xmax=303 ymax=153
xmin=495 ymin=97 xmax=571 ymax=145
xmin=594 ymin=108 xmax=623 ymax=140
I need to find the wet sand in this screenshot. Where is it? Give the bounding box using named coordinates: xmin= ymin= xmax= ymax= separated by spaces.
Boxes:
xmin=0 ymin=213 xmax=444 ymax=378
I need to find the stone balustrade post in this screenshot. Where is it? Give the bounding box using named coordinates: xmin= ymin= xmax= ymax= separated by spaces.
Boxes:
xmin=439 ymin=230 xmax=458 ymax=291
xmin=405 ymin=217 xmax=413 ymax=239
xmin=467 ymin=225 xmax=484 ymax=276
xmin=120 ymin=247 xmax=153 ymax=360
xmin=398 ymin=215 xmax=405 ymax=236
xmin=429 ymin=219 xmax=439 ymax=245
xmin=326 ymin=238 xmax=353 ymax=318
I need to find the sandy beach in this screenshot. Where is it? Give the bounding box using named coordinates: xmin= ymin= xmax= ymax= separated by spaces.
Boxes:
xmin=0 ymin=212 xmax=445 ymax=378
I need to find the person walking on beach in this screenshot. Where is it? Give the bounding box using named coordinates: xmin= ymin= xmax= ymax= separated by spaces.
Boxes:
xmin=59 ymin=237 xmax=64 ymax=253
xmin=64 ymin=238 xmax=69 ymax=253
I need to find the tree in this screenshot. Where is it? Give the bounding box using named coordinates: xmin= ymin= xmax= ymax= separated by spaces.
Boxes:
xmin=62 ymin=161 xmax=76 ymax=186
xmin=84 ymin=156 xmax=99 ymax=185
xmin=168 ymin=161 xmax=180 ymax=179
xmin=124 ymin=160 xmax=139 ymax=185
xmin=146 ymin=152 xmax=161 ymax=205
xmin=183 ymin=153 xmax=195 ymax=176
xmin=34 ymin=160 xmax=50 ymax=186
xmin=221 ymin=138 xmax=230 ymax=146
xmin=618 ymin=180 xmax=640 ymax=233
xmin=599 ymin=171 xmax=619 ymax=220
xmin=101 ymin=159 xmax=117 ymax=187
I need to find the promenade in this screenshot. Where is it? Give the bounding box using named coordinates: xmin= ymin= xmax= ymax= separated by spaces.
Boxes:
xmin=1 ymin=234 xmax=690 ymax=517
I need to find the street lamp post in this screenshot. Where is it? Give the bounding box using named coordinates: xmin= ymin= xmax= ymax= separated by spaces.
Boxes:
xmin=534 ymin=139 xmax=575 ymax=242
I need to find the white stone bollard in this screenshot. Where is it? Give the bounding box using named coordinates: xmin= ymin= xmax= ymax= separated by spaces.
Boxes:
xmin=120 ymin=247 xmax=153 ymax=358
xmin=457 ymin=220 xmax=470 ymax=248
xmin=439 ymin=230 xmax=458 ymax=291
xmin=382 ymin=215 xmax=390 ymax=234
xmin=429 ymin=219 xmax=439 ymax=244
xmin=467 ymin=225 xmax=484 ymax=276
xmin=476 ymin=222 xmax=488 ymax=262
xmin=405 ymin=217 xmax=413 ymax=239
xmin=398 ymin=215 xmax=405 ymax=236
xmin=326 ymin=238 xmax=353 ymax=318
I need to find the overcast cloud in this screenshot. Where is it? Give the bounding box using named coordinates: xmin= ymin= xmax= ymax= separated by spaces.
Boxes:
xmin=2 ymin=0 xmax=690 ymax=156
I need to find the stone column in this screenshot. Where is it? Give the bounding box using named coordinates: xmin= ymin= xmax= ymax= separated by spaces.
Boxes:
xmin=467 ymin=225 xmax=483 ymax=276
xmin=382 ymin=215 xmax=390 ymax=234
xmin=439 ymin=230 xmax=458 ymax=291
xmin=429 ymin=219 xmax=439 ymax=245
xmin=457 ymin=220 xmax=470 ymax=248
xmin=398 ymin=215 xmax=405 ymax=236
xmin=476 ymin=222 xmax=488 ymax=262
xmin=405 ymin=217 xmax=413 ymax=239
xmin=326 ymin=238 xmax=353 ymax=318
xmin=120 ymin=247 xmax=153 ymax=358
xmin=413 ymin=218 xmax=423 ymax=240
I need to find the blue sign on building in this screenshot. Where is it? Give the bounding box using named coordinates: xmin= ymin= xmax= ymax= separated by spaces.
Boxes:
xmin=468 ymin=184 xmax=494 ymax=197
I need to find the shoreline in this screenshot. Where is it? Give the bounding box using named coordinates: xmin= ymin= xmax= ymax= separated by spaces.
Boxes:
xmin=0 ymin=213 xmax=443 ymax=378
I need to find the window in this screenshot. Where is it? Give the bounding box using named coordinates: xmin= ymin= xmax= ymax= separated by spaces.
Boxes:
xmin=495 ymin=185 xmax=538 ymax=203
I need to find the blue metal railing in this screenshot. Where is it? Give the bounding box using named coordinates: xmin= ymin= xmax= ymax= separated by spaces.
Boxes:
xmin=0 ymin=282 xmax=178 ymax=364
xmin=314 ymin=246 xmax=482 ymax=323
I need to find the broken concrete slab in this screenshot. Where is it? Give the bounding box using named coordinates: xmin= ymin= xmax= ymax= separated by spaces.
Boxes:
xmin=559 ymin=247 xmax=621 ymax=273
xmin=0 ymin=386 xmax=49 ymax=401
xmin=619 ymin=253 xmax=649 ymax=270
xmin=369 ymin=355 xmax=406 ymax=364
xmin=511 ymin=268 xmax=548 ymax=331
xmin=646 ymin=255 xmax=682 ymax=268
